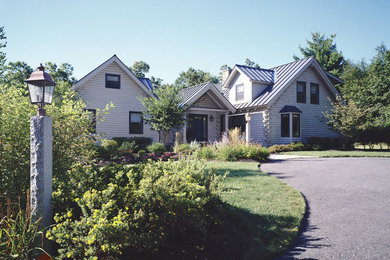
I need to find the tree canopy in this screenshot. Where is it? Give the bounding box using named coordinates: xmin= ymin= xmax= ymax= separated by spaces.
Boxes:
xmin=294 ymin=32 xmax=345 ymax=76
xmin=175 ymin=67 xmax=219 ymax=88
xmin=0 ymin=26 xmax=7 ymax=78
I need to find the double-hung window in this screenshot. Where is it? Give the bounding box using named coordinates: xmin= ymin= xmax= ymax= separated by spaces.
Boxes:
xmin=292 ymin=114 xmax=300 ymax=137
xmin=297 ymin=81 xmax=306 ymax=103
xmin=236 ymin=84 xmax=244 ymax=101
xmin=281 ymin=113 xmax=301 ymax=137
xmin=281 ymin=114 xmax=290 ymax=137
xmin=310 ymin=83 xmax=319 ymax=104
xmin=105 ymin=74 xmax=120 ymax=89
xmin=129 ymin=112 xmax=143 ymax=134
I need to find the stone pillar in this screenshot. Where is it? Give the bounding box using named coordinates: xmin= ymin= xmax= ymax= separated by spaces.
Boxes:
xmin=30 ymin=116 xmax=52 ymax=231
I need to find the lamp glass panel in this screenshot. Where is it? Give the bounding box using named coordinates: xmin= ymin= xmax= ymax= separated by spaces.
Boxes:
xmin=28 ymin=83 xmax=44 ymax=104
xmin=43 ymin=85 xmax=54 ymax=104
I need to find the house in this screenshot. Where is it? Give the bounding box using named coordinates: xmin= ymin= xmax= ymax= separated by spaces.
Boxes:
xmin=74 ymin=55 xmax=159 ymax=141
xmin=74 ymin=55 xmax=341 ymax=146
xmin=220 ymin=56 xmax=342 ymax=146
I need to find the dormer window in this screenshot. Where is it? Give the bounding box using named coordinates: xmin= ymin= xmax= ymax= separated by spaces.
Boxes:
xmin=236 ymin=84 xmax=244 ymax=101
xmin=105 ymin=74 xmax=120 ymax=89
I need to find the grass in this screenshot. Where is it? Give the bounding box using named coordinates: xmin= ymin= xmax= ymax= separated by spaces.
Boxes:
xmin=205 ymin=161 xmax=306 ymax=259
xmin=281 ymin=150 xmax=390 ymax=157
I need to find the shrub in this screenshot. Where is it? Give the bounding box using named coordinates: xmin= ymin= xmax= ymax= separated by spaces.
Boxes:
xmin=195 ymin=146 xmax=216 ymax=160
xmin=216 ymin=144 xmax=270 ymax=162
xmin=0 ymin=195 xmax=46 ymax=259
xmin=48 ymin=159 xmax=224 ymax=259
xmin=244 ymin=145 xmax=270 ymax=162
xmin=97 ymin=139 xmax=118 ymax=159
xmin=307 ymin=137 xmax=353 ymax=150
xmin=118 ymin=141 xmax=137 ymax=156
xmin=113 ymin=137 xmax=152 ymax=152
xmin=217 ymin=145 xmax=244 ymax=161
xmin=174 ymin=143 xmax=192 ymax=155
xmin=268 ymin=142 xmax=306 ymax=153
xmin=147 ymin=142 xmax=166 ymax=154
xmin=137 ymin=149 xmax=146 ymax=157
xmin=0 ymin=86 xmax=108 ymax=202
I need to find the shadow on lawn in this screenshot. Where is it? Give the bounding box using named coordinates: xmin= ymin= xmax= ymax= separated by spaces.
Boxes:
xmin=276 ymin=194 xmax=331 ymax=260
xmin=133 ymin=203 xmax=302 ymax=260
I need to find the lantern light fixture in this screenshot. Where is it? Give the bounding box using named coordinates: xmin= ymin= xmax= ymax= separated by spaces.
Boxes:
xmin=25 ymin=64 xmax=56 ymax=116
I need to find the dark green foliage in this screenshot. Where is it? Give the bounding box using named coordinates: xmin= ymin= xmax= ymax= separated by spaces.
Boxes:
xmin=268 ymin=142 xmax=306 ymax=154
xmin=326 ymin=44 xmax=390 ymax=147
xmin=244 ymin=58 xmax=260 ymax=68
xmin=118 ymin=141 xmax=137 ymax=156
xmin=129 ymin=60 xmax=150 ymax=78
xmin=307 ymin=137 xmax=353 ymax=150
xmin=112 ymin=137 xmax=152 ymax=151
xmin=146 ymin=142 xmax=166 ymax=154
xmin=294 ymin=32 xmax=345 ymax=76
xmin=97 ymin=139 xmax=118 ymax=159
xmin=137 ymin=149 xmax=146 ymax=157
xmin=49 ymin=159 xmax=224 ymax=259
xmin=0 ymin=26 xmax=6 ymax=77
xmin=175 ymin=67 xmax=219 ymax=88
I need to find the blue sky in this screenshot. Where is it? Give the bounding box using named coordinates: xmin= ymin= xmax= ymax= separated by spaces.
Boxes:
xmin=2 ymin=0 xmax=389 ymax=84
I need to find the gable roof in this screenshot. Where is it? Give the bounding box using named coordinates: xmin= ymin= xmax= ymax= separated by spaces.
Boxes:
xmin=279 ymin=105 xmax=302 ymax=113
xmin=223 ymin=56 xmax=341 ymax=109
xmin=179 ymin=82 xmax=236 ymax=112
xmin=73 ymin=55 xmax=154 ymax=97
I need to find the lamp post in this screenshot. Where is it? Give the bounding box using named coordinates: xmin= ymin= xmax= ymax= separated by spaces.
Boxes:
xmin=25 ymin=64 xmax=56 ymax=251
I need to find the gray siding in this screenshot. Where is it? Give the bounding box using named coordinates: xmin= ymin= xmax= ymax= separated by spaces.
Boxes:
xmin=250 ymin=112 xmax=266 ymax=145
xmin=76 ymin=62 xmax=159 ymax=141
xmin=268 ymin=67 xmax=339 ymax=145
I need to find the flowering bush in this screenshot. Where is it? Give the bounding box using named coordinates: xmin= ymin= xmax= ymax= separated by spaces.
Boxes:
xmin=48 ymin=159 xmax=224 ymax=259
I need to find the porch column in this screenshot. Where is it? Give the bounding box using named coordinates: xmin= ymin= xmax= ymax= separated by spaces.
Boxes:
xmin=245 ymin=112 xmax=251 ymax=145
xmin=289 ymin=112 xmax=293 ymax=143
xmin=225 ymin=112 xmax=229 ymax=133
xmin=183 ymin=113 xmax=187 ymax=143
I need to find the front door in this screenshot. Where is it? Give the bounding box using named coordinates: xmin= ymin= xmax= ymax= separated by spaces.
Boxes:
xmin=187 ymin=114 xmax=208 ymax=142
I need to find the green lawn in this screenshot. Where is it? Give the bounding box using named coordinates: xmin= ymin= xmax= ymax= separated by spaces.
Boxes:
xmin=281 ymin=150 xmax=390 ymax=157
xmin=205 ymin=161 xmax=306 ymax=259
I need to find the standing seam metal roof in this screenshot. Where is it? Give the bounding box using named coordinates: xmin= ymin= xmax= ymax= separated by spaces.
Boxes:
xmin=137 ymin=77 xmax=154 ymax=92
xmin=226 ymin=57 xmax=314 ymax=109
xmin=236 ymin=65 xmax=274 ymax=83
xmin=179 ymin=82 xmax=210 ymax=106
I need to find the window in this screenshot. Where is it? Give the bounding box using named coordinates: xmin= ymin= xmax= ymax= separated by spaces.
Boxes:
xmin=281 ymin=114 xmax=290 ymax=137
xmin=297 ymin=81 xmax=306 ymax=103
xmin=292 ymin=114 xmax=300 ymax=137
xmin=105 ymin=73 xmax=120 ymax=89
xmin=310 ymin=83 xmax=319 ymax=104
xmin=129 ymin=112 xmax=143 ymax=134
xmin=235 ymin=84 xmax=244 ymax=101
xmin=84 ymin=109 xmax=96 ymax=133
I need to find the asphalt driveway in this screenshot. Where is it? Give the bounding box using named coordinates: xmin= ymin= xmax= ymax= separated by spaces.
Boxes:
xmin=261 ymin=157 xmax=390 ymax=260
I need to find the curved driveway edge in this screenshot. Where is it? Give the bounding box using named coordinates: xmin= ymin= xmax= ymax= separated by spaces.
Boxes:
xmin=261 ymin=157 xmax=390 ymax=259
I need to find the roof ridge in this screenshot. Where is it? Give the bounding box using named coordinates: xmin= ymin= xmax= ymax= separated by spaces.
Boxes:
xmin=270 ymin=56 xmax=313 ymax=70
xmin=235 ymin=64 xmax=274 ymax=72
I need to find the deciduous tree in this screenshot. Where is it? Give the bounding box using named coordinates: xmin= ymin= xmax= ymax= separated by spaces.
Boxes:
xmin=139 ymin=85 xmax=186 ymax=144
xmin=175 ymin=67 xmax=219 ymax=88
